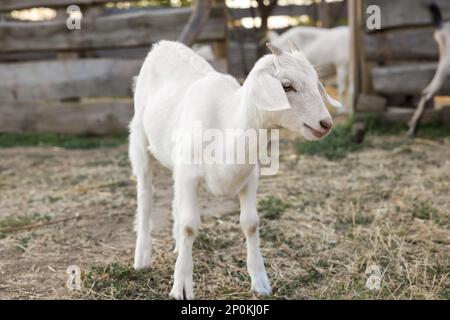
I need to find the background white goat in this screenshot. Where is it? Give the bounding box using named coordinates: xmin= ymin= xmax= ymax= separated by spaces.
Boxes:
xmin=129 ymin=40 xmax=339 ymax=299
xmin=408 ymin=3 xmax=450 ymax=136
xmin=423 ymin=4 xmax=450 ymax=100
xmin=268 ymin=26 xmax=349 ymax=111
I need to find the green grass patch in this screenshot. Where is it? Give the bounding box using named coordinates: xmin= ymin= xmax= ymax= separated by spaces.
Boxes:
xmin=418 ymin=123 xmax=450 ymax=139
xmin=411 ymin=201 xmax=439 ymax=222
xmin=295 ymin=120 xmax=363 ymax=161
xmin=0 ymin=132 xmax=127 ymax=149
xmin=365 ymin=116 xmax=450 ymax=139
xmin=258 ymin=196 xmax=290 ymax=220
xmin=0 ymin=213 xmax=51 ymax=230
xmin=194 ymin=231 xmax=234 ymax=251
xmin=83 ymin=263 xmax=165 ymax=300
xmin=295 ymin=116 xmax=450 ymax=161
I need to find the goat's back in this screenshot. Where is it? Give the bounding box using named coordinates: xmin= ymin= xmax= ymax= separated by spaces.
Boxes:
xmin=132 ymin=41 xmax=220 ymax=170
xmin=134 ymin=41 xmax=215 ymax=117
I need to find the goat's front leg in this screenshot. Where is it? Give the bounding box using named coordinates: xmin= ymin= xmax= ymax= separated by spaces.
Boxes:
xmin=169 ymin=169 xmax=200 ymax=300
xmin=239 ymin=169 xmax=272 ymax=295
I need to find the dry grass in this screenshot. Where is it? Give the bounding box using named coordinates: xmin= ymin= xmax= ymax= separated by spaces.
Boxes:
xmin=0 ymin=130 xmax=449 ymax=300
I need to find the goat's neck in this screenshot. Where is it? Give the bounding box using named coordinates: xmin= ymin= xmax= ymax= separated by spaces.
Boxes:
xmin=218 ymin=68 xmax=278 ymax=171
xmin=230 ymin=88 xmax=276 ymax=133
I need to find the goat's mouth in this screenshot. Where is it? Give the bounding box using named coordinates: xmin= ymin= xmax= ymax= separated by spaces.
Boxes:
xmin=304 ymin=123 xmax=326 ymax=139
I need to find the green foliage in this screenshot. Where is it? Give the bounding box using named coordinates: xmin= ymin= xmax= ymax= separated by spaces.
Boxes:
xmin=0 ymin=133 xmax=127 ymax=149
xmin=417 ymin=122 xmax=450 ymax=139
xmin=364 ymin=116 xmax=406 ymax=135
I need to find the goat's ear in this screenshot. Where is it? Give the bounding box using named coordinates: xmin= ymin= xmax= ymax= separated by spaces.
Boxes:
xmin=248 ymin=73 xmax=291 ymax=111
xmin=318 ymin=82 xmax=342 ymax=110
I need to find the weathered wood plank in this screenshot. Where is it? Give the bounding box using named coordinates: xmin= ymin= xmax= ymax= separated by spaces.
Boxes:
xmin=94 ymin=47 xmax=150 ymax=59
xmin=0 ymin=56 xmax=228 ymax=102
xmin=230 ymin=2 xmax=347 ymax=20
xmin=0 ymin=59 xmax=141 ymax=102
xmin=0 ymin=52 xmax=57 ymax=62
xmin=363 ymin=0 xmax=450 ymax=31
xmin=0 ymin=47 xmax=148 ymax=61
xmin=0 ymin=0 xmax=124 ymax=11
xmin=231 ymin=4 xmax=312 ymax=19
xmin=364 ymin=27 xmax=439 ymax=61
xmin=0 ymin=8 xmax=225 ymax=53
xmin=381 ymin=106 xmax=450 ymax=125
xmin=372 ymin=63 xmax=450 ymax=95
xmin=0 ymin=100 xmax=133 ymax=135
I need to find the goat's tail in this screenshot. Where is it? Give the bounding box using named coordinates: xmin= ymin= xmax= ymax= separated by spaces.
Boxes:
xmin=429 ymin=2 xmax=443 ymax=28
xmin=129 ymin=114 xmax=167 ymax=234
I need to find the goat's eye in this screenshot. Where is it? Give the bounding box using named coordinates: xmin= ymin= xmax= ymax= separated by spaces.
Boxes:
xmin=282 ymin=84 xmax=297 ymax=93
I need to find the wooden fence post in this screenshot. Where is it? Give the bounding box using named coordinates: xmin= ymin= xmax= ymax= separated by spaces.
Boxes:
xmin=348 ymin=0 xmax=360 ymax=114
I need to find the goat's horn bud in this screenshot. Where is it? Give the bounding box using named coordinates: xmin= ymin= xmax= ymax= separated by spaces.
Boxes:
xmin=266 ymin=42 xmax=283 ymax=56
xmin=288 ymin=40 xmax=300 ymax=53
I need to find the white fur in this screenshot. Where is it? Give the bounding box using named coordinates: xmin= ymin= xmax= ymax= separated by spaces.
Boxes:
xmin=129 ymin=40 xmax=336 ymax=299
xmin=269 ymin=26 xmax=349 ymax=110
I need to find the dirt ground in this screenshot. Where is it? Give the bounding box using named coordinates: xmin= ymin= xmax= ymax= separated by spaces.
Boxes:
xmin=0 ymin=131 xmax=449 ymax=300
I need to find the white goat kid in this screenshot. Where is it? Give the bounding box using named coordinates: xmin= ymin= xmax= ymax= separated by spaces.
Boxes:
xmin=129 ymin=40 xmax=339 ymax=299
xmin=269 ymin=26 xmax=349 ymax=111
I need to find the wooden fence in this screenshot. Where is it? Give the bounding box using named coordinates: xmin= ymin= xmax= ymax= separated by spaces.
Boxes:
xmin=351 ymin=0 xmax=450 ymax=123
xmin=0 ymin=0 xmax=346 ymax=135
xmin=0 ymin=0 xmax=226 ymax=135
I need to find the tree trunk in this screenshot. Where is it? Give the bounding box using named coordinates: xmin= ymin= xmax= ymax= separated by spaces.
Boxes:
xmin=256 ymin=0 xmax=278 ymax=57
xmin=178 ymin=0 xmax=212 ymax=47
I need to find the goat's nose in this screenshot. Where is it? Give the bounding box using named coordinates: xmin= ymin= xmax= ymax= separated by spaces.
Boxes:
xmin=319 ymin=119 xmax=333 ymax=131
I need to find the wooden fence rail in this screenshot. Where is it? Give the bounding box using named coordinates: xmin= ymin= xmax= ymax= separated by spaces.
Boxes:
xmin=372 ymin=63 xmax=450 ymax=95
xmin=0 ymin=0 xmax=123 ymax=11
xmin=363 ymin=28 xmax=438 ymax=61
xmin=364 ymin=0 xmax=450 ymax=32
xmin=0 ymin=100 xmax=133 ymax=135
xmin=0 ymin=8 xmax=225 ymax=53
xmin=0 ymin=59 xmax=141 ymax=102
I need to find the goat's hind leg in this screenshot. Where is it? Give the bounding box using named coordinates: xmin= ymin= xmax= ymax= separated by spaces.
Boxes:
xmin=129 ymin=120 xmax=153 ymax=270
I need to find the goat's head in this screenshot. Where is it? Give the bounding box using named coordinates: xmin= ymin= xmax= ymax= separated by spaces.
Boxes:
xmin=245 ymin=43 xmax=339 ymax=141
